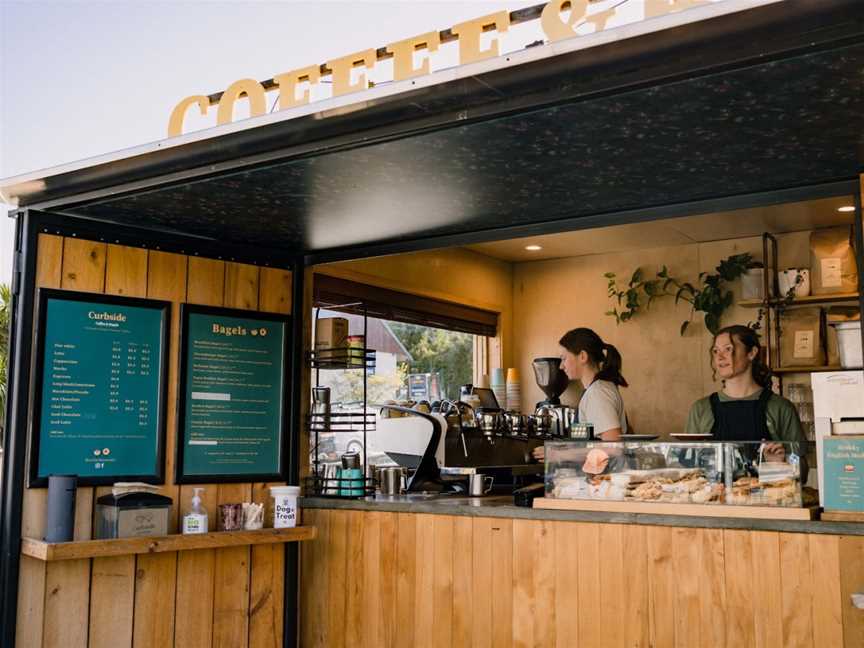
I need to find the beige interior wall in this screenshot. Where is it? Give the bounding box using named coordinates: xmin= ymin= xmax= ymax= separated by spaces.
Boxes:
xmin=317 ymin=247 xmax=515 ymax=370
xmin=513 ymin=231 xmax=812 ymax=437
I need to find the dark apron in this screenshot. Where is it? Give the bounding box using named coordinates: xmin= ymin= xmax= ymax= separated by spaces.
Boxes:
xmin=709 ymin=388 xmax=772 ymax=441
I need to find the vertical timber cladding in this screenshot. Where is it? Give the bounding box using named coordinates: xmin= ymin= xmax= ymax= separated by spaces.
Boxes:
xmin=299 ymin=509 xmax=858 ymax=648
xmin=15 ymin=234 xmax=292 ymax=648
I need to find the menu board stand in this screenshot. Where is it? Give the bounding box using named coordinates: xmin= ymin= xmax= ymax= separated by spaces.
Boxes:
xmin=29 ymin=289 xmax=170 ymax=487
xmin=175 ymin=304 xmax=290 ymax=484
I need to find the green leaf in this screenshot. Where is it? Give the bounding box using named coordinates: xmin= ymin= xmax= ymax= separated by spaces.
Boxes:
xmin=604 ymin=272 xmax=616 ymax=279
xmin=630 ymin=268 xmax=643 ymax=285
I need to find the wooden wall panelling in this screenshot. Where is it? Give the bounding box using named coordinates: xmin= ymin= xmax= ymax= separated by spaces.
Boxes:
xmin=489 ymin=517 xmax=514 ymax=648
xmin=533 ymin=520 xmax=558 ymax=648
xmin=88 ymin=555 xmax=136 ymax=648
xmin=296 ymin=511 xmax=862 ymax=648
xmin=699 ymin=528 xmax=728 ymax=648
xmin=553 ymin=521 xmax=579 ymax=647
xmin=378 ymin=511 xmax=398 ymax=648
xmin=299 ymin=509 xmax=329 ymax=648
xmin=808 ymin=534 xmax=844 ymax=648
xmin=723 ymin=529 xmax=758 ymax=646
xmin=344 ymin=510 xmax=366 ymax=648
xmin=43 ymin=559 xmax=91 ymax=648
xmin=413 ymin=514 xmax=435 ymax=648
xmin=88 ymin=244 xmax=148 ymax=648
xmin=839 ymin=535 xmax=864 ymax=648
xmin=671 ymin=527 xmax=703 ymax=648
xmin=212 ymin=262 xmax=259 ymax=648
xmin=60 ymin=237 xmax=107 ymax=541
xmin=780 ymin=533 xmax=815 ymax=648
xmin=576 ymin=523 xmax=603 ymax=647
xmin=133 ymin=548 xmax=179 ymax=648
xmin=395 ymin=512 xmax=417 ymax=647
xmin=620 ymin=524 xmax=649 ymax=647
xmin=511 ymin=519 xmax=535 ymax=648
xmin=751 ymin=531 xmax=784 ymax=647
xmin=131 ymin=250 xmax=186 ymax=648
xmin=596 ymin=524 xmax=635 ymax=646
xmin=470 ymin=517 xmax=493 ymax=648
xmin=39 ymin=238 xmax=108 ymax=648
xmin=325 ymin=508 xmax=348 ymax=648
xmin=451 ymin=516 xmax=473 ymax=648
xmin=175 ymin=256 xmax=224 ymax=648
xmin=16 ymin=234 xmax=63 ymax=648
xmin=249 ymin=267 xmax=292 ymax=648
xmin=360 ymin=512 xmax=381 ymax=647
xmin=645 ymin=526 xmax=676 ymax=648
xmin=431 ymin=515 xmax=454 ymax=648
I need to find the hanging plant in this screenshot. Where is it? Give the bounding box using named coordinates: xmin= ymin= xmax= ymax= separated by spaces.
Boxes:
xmin=605 ymin=253 xmax=760 ymax=335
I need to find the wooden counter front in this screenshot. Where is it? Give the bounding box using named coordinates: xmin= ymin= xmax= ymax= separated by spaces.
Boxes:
xmin=299 ymin=507 xmax=864 ymax=648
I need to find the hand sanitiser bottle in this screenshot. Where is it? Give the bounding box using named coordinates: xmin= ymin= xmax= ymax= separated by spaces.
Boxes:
xmin=182 ymin=487 xmax=208 ymax=534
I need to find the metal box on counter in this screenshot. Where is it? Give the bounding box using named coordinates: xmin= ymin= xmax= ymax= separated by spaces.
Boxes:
xmin=95 ymin=492 xmax=173 ymax=539
xmin=544 ymin=440 xmax=811 ymax=508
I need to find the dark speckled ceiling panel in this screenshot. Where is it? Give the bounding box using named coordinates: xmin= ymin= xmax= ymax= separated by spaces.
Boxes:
xmin=73 ymin=44 xmax=864 ymax=254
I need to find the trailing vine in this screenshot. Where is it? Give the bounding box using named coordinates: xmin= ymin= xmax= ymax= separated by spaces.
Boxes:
xmin=605 ymin=253 xmax=759 ymax=335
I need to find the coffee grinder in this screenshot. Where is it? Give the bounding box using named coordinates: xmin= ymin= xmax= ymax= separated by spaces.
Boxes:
xmin=532 ymin=357 xmax=576 ymax=437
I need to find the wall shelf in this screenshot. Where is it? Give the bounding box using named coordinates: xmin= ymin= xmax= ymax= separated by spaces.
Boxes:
xmin=21 ymin=526 xmax=316 ymax=562
xmin=773 ymin=366 xmax=860 ymax=375
xmin=738 ymin=292 xmax=860 ymax=308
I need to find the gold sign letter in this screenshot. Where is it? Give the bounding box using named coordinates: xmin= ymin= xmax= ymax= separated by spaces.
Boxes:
xmin=167 ymin=95 xmax=209 ymax=137
xmin=451 ymin=11 xmax=511 ymax=65
xmin=645 ymin=0 xmax=709 ymax=19
xmin=541 ymin=0 xmax=618 ymax=42
xmin=273 ymin=65 xmax=322 ymax=110
xmin=386 ymin=31 xmax=441 ymax=81
xmin=216 ymin=79 xmax=267 ymax=126
xmin=327 ymin=49 xmax=377 ymax=97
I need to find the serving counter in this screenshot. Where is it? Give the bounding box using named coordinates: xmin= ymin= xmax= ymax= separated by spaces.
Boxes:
xmin=299 ymin=495 xmax=864 ymax=648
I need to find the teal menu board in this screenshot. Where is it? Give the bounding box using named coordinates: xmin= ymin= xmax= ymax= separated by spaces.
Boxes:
xmin=176 ymin=305 xmax=289 ymax=483
xmin=823 ymin=436 xmax=864 ymax=511
xmin=31 ymin=290 xmax=169 ymax=486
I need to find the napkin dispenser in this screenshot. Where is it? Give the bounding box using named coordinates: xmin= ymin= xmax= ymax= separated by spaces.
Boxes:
xmin=95 ymin=492 xmax=173 ymax=539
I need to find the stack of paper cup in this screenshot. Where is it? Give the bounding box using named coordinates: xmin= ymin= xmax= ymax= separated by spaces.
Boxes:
xmin=490 ymin=367 xmax=506 ymax=410
xmin=506 ymin=368 xmax=521 ymax=413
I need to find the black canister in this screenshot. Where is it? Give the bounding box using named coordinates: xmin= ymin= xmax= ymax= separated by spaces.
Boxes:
xmin=45 ymin=474 xmax=77 ymax=542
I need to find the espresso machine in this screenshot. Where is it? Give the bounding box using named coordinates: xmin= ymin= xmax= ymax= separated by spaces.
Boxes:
xmin=532 ymin=357 xmax=578 ymax=437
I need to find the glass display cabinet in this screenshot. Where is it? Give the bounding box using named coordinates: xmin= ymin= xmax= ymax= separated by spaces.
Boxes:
xmin=543 ymin=440 xmax=813 ymax=508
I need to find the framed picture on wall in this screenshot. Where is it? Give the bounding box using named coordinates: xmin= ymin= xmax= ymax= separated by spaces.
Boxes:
xmin=29 ymin=289 xmax=171 ymax=487
xmin=175 ymin=304 xmax=290 ymax=484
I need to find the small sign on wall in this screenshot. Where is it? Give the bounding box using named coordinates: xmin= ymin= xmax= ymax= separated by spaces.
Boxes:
xmin=823 ymin=436 xmax=864 ymax=511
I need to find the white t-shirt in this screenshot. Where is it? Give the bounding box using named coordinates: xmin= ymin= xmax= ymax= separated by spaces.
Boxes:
xmin=578 ymin=379 xmax=628 ymax=436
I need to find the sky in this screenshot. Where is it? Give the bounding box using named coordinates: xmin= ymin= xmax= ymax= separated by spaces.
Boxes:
xmin=0 ymin=0 xmax=701 ymax=285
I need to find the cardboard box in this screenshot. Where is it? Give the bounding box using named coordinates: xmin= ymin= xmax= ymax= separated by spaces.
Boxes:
xmin=823 ymin=435 xmax=864 ymax=512
xmin=314 ymin=317 xmax=348 ymax=359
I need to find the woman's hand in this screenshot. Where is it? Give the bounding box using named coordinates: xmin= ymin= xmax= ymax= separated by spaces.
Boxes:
xmin=762 ymin=442 xmax=786 ymax=462
xmin=532 ymin=445 xmax=545 ymax=462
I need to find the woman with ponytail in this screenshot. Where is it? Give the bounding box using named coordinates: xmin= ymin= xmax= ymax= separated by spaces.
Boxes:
xmin=685 ymin=325 xmax=803 ymax=455
xmin=532 ymin=328 xmax=629 ymax=463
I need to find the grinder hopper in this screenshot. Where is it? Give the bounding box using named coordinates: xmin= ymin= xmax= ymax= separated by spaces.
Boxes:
xmin=532 ymin=357 xmax=570 ymax=406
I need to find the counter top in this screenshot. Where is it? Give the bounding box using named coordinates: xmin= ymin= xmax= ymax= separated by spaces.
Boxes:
xmin=300 ymin=494 xmax=864 ymax=536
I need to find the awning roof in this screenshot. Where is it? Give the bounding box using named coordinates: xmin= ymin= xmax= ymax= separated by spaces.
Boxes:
xmin=2 ymin=0 xmax=863 ymax=262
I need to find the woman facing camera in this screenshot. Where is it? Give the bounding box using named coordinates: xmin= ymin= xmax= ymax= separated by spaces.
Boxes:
xmin=686 ymin=325 xmax=803 ymax=456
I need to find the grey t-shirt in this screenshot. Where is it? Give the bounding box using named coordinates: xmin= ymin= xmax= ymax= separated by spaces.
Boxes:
xmin=579 ymin=380 xmax=628 ymax=436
